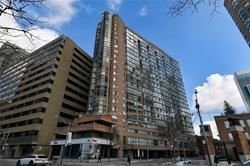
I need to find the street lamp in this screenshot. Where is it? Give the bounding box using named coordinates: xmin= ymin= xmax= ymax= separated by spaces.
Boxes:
xmin=194 ymin=89 xmax=212 ymax=166
xmin=54 ymin=115 xmax=73 ymax=166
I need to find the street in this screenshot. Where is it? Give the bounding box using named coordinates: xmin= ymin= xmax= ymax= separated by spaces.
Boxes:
xmin=0 ymin=158 xmax=208 ymax=166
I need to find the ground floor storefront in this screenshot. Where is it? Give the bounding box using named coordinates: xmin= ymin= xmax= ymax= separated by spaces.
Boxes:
xmin=49 ymin=137 xmax=197 ymax=160
xmin=0 ymin=144 xmax=50 ymax=158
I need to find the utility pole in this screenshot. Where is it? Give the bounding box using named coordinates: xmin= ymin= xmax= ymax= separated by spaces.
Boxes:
xmin=58 ymin=120 xmax=72 ymax=166
xmin=194 ymin=89 xmax=212 ymax=166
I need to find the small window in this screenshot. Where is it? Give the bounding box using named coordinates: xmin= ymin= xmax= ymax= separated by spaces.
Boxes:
xmin=240 ymin=120 xmax=245 ymax=127
xmin=228 ymin=133 xmax=234 ymax=141
xmin=245 ymin=132 xmax=250 ymax=140
xmin=38 ymin=155 xmax=47 ymax=158
xmin=224 ymin=121 xmax=230 ymax=128
xmin=112 ymin=115 xmax=118 ymax=120
xmin=247 ymin=119 xmax=250 ymax=127
xmin=25 ymin=155 xmax=36 ymax=158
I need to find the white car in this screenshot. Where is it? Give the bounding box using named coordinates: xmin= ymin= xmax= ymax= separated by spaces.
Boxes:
xmin=216 ymin=161 xmax=229 ymax=166
xmin=16 ymin=154 xmax=48 ymax=166
xmin=216 ymin=160 xmax=237 ymax=166
xmin=175 ymin=160 xmax=192 ymax=165
xmin=243 ymin=160 xmax=250 ymax=166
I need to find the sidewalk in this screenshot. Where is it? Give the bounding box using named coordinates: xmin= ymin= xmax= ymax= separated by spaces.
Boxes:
xmin=50 ymin=158 xmax=206 ymax=166
xmin=51 ymin=158 xmax=167 ymax=166
xmin=51 ymin=158 xmax=128 ymax=166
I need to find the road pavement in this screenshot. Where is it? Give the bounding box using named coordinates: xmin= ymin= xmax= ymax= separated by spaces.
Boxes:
xmin=0 ymin=159 xmax=16 ymax=166
xmin=0 ymin=158 xmax=210 ymax=166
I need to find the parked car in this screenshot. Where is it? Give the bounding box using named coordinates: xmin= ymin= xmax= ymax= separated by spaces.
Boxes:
xmin=216 ymin=160 xmax=229 ymax=166
xmin=214 ymin=153 xmax=226 ymax=164
xmin=243 ymin=160 xmax=250 ymax=166
xmin=16 ymin=154 xmax=48 ymax=166
xmin=175 ymin=160 xmax=192 ymax=165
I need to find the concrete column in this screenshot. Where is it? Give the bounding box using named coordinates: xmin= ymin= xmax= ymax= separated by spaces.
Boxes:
xmin=13 ymin=146 xmax=22 ymax=158
xmin=48 ymin=145 xmax=53 ymax=160
xmin=118 ymin=147 xmax=123 ymax=159
xmin=33 ymin=145 xmax=49 ymax=156
xmin=2 ymin=145 xmax=12 ymax=158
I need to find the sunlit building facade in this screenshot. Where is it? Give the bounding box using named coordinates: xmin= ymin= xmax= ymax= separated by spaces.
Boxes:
xmin=224 ymin=0 xmax=250 ymax=47
xmin=50 ymin=11 xmax=195 ymax=159
xmin=235 ymin=70 xmax=250 ymax=112
xmin=0 ymin=42 xmax=29 ymax=73
xmin=87 ymin=11 xmax=195 ymax=158
xmin=0 ymin=36 xmax=92 ymax=158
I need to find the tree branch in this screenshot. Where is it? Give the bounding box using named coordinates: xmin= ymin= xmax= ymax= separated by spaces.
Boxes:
xmin=0 ymin=0 xmax=46 ymax=47
xmin=167 ymin=0 xmax=221 ymax=16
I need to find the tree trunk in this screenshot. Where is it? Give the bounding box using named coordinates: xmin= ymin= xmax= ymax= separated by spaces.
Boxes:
xmin=173 ymin=138 xmax=176 ymax=162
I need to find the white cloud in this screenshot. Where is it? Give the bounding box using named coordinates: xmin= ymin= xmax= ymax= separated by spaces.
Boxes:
xmin=80 ymin=3 xmax=95 ymax=15
xmin=0 ymin=13 xmax=58 ymax=51
xmin=107 ymin=0 xmax=123 ymax=11
xmin=39 ymin=0 xmax=79 ymax=27
xmin=194 ymin=120 xmax=219 ymax=139
xmin=192 ymin=73 xmax=244 ymax=112
xmin=139 ymin=7 xmax=148 ymax=16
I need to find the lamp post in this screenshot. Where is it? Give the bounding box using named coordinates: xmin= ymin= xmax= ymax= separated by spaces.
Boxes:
xmin=55 ymin=114 xmax=74 ymax=166
xmin=58 ymin=122 xmax=72 ymax=165
xmin=194 ymin=89 xmax=212 ymax=166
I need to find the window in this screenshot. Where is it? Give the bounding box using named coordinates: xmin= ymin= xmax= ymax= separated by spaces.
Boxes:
xmin=228 ymin=133 xmax=234 ymax=141
xmin=245 ymin=132 xmax=250 ymax=140
xmin=224 ymin=121 xmax=230 ymax=128
xmin=247 ymin=119 xmax=250 ymax=127
xmin=112 ymin=115 xmax=118 ymax=120
xmin=240 ymin=120 xmax=245 ymax=127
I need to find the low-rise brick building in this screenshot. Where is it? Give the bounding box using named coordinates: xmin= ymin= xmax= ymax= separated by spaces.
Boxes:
xmin=215 ymin=113 xmax=250 ymax=161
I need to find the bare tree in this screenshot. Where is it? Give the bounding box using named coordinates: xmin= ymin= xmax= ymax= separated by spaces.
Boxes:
xmin=101 ymin=125 xmax=120 ymax=160
xmin=0 ymin=0 xmax=46 ymax=46
xmin=160 ymin=111 xmax=185 ymax=162
xmin=168 ymin=0 xmax=221 ymax=16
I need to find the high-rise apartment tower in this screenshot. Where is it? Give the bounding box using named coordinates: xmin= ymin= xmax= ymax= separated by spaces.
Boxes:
xmin=0 ymin=36 xmax=92 ymax=158
xmin=51 ymin=11 xmax=195 ymax=159
xmin=90 ymin=11 xmax=195 ymax=158
xmin=235 ymin=70 xmax=250 ymax=112
xmin=224 ymin=0 xmax=250 ymax=47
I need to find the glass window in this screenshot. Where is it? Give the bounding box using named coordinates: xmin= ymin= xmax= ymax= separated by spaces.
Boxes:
xmin=224 ymin=121 xmax=230 ymax=128
xmin=240 ymin=120 xmax=245 ymax=127
xmin=228 ymin=133 xmax=234 ymax=141
xmin=245 ymin=132 xmax=250 ymax=140
xmin=247 ymin=119 xmax=250 ymax=127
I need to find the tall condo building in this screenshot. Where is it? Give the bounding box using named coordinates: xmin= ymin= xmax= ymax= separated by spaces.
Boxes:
xmin=90 ymin=11 xmax=195 ymax=157
xmin=51 ymin=11 xmax=195 ymax=159
xmin=0 ymin=43 xmax=29 ymax=102
xmin=0 ymin=36 xmax=92 ymax=158
xmin=235 ymin=70 xmax=250 ymax=112
xmin=0 ymin=42 xmax=29 ymax=74
xmin=224 ymin=0 xmax=250 ymax=47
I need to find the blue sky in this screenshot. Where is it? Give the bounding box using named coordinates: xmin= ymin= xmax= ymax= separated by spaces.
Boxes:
xmin=58 ymin=0 xmax=249 ymax=108
xmin=1 ymin=0 xmax=249 ymax=136
xmin=56 ymin=0 xmax=249 ymax=137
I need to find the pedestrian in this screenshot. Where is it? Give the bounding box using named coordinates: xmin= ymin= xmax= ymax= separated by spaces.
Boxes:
xmin=97 ymin=148 xmax=101 ymax=163
xmin=127 ymin=154 xmax=131 ymax=166
xmin=97 ymin=152 xmax=101 ymax=163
